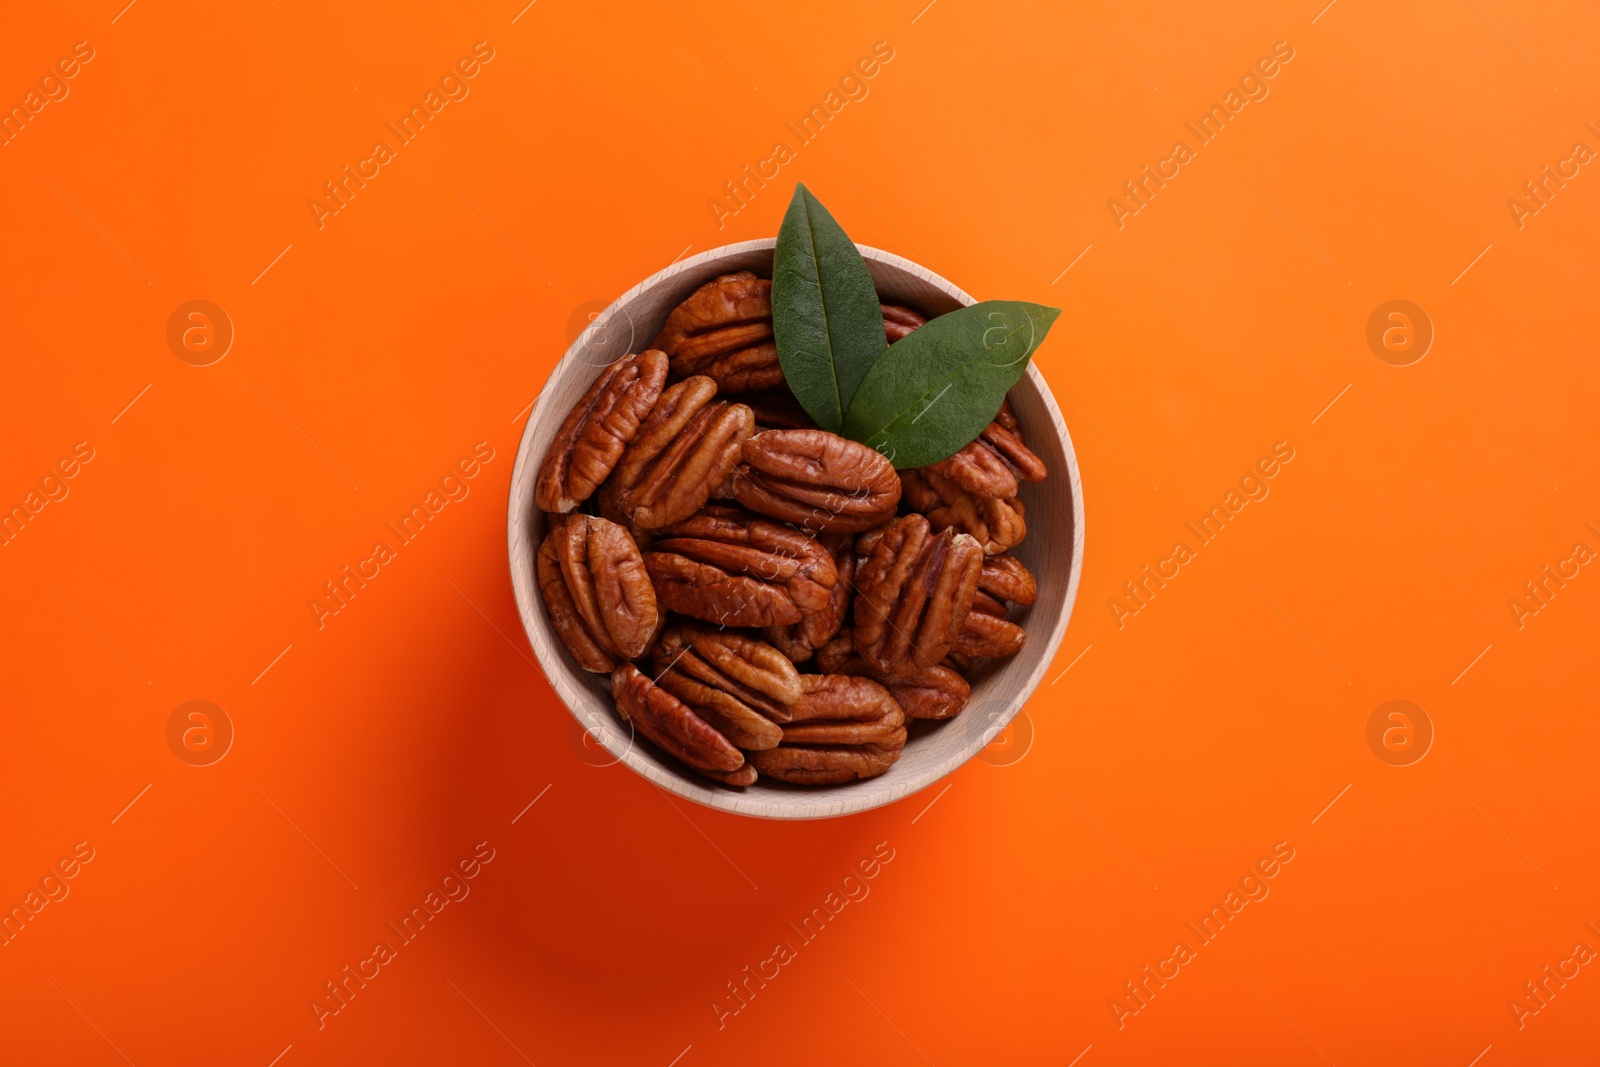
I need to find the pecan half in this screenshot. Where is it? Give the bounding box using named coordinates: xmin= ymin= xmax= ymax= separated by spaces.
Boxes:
xmin=925 ymin=418 xmax=1047 ymax=499
xmin=766 ymin=534 xmax=854 ymax=663
xmin=953 ymin=610 xmax=1026 ymax=659
xmin=971 ymin=591 xmax=1009 ymax=616
xmin=853 ymin=514 xmax=982 ymax=677
xmin=901 ymin=469 xmax=1027 ymax=556
xmin=788 ymin=673 xmax=900 ymax=723
xmin=536 ymin=515 xmax=659 ymax=672
xmin=650 ymin=271 xmax=781 ymax=393
xmin=611 ymin=664 xmax=743 ymax=772
xmin=645 ymin=506 xmax=836 ymax=627
xmin=980 ymin=554 xmax=1038 ymax=607
xmin=652 ymin=623 xmax=802 ymax=721
xmin=535 ymin=351 xmax=668 ymax=513
xmin=697 ymin=763 xmax=758 ymax=787
xmin=732 ymin=430 xmax=901 ymax=533
xmin=828 ymin=654 xmax=972 ymax=721
xmin=601 ymin=376 xmax=754 ymax=530
xmin=781 ymin=702 xmax=904 ymax=747
xmin=880 ymin=664 xmax=970 ymax=720
xmin=655 ymin=667 xmax=783 ymax=750
xmin=746 ymin=741 xmax=903 ymax=785
xmin=882 ymin=304 xmax=926 ymax=342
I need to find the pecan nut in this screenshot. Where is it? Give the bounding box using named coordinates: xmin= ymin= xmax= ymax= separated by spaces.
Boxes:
xmin=645 ymin=506 xmax=837 ymax=627
xmin=601 ymin=376 xmax=754 ymax=530
xmin=765 ymin=534 xmax=854 ymax=663
xmin=853 ymin=514 xmax=983 ymax=677
xmin=880 ymin=664 xmax=969 ymax=720
xmin=827 ymin=653 xmax=972 ymax=721
xmin=537 ymin=515 xmax=659 ymax=672
xmin=650 ymin=271 xmax=782 ymax=393
xmin=979 ymin=553 xmax=1038 ymax=607
xmin=745 ymin=741 xmax=903 ymax=785
xmin=611 ymin=664 xmax=744 ymax=773
xmin=953 ymin=609 xmax=1026 ymax=659
xmin=901 ymin=468 xmax=1027 ymax=556
xmin=812 ymin=628 xmax=857 ymax=675
xmin=788 ymin=673 xmax=900 ymax=723
xmin=655 ymin=667 xmax=783 ymax=750
xmin=781 ymin=701 xmax=904 ymax=747
xmin=652 ymin=623 xmax=802 ymax=722
xmin=697 ymin=763 xmax=758 ymax=787
xmin=924 ymin=413 xmax=1047 ymax=500
xmin=882 ymin=304 xmax=926 ymax=343
xmin=535 ymin=351 xmax=668 ymax=513
xmin=732 ymin=429 xmax=901 ymax=533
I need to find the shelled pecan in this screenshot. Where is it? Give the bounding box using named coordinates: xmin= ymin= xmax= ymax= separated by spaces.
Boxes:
xmin=732 ymin=429 xmax=900 ymax=533
xmin=601 ymin=375 xmax=754 ymax=530
xmin=853 ymin=514 xmax=983 ymax=677
xmin=612 ymin=664 xmax=745 ymax=773
xmin=644 ymin=506 xmax=837 ymax=628
xmin=535 ymin=351 xmax=667 ymax=514
xmin=766 ymin=534 xmax=854 ymax=664
xmin=900 ymin=468 xmax=1027 ymax=556
xmin=650 ymin=271 xmax=782 ymax=393
xmin=536 ymin=515 xmax=659 ymax=672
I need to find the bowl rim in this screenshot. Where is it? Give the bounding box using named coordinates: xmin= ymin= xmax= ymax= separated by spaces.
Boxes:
xmin=507 ymin=238 xmax=1085 ymax=819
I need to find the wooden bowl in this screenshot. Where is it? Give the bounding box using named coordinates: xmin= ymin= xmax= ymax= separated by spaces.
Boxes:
xmin=507 ymin=240 xmax=1085 ymax=819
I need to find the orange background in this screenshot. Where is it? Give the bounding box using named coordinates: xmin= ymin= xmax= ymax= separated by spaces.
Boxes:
xmin=2 ymin=0 xmax=1597 ymax=1063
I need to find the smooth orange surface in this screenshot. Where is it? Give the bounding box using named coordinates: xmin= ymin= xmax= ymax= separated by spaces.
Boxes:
xmin=2 ymin=1 xmax=1597 ymax=1063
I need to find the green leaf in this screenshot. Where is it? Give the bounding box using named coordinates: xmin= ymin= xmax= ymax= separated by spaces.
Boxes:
xmin=841 ymin=301 xmax=1060 ymax=469
xmin=771 ymin=184 xmax=886 ymax=433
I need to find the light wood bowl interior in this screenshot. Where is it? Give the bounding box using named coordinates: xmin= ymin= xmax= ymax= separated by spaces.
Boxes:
xmin=507 ymin=239 xmax=1084 ymax=819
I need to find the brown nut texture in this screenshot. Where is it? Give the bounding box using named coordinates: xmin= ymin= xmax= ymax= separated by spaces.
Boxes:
xmin=766 ymin=534 xmax=854 ymax=663
xmin=853 ymin=514 xmax=983 ymax=677
xmin=979 ymin=553 xmax=1038 ymax=607
xmin=611 ymin=664 xmax=743 ymax=773
xmin=830 ymin=655 xmax=972 ymax=721
xmin=696 ymin=762 xmax=758 ymax=787
xmin=536 ymin=515 xmax=659 ymax=672
xmin=746 ymin=741 xmax=903 ymax=785
xmin=652 ymin=623 xmax=802 ymax=721
xmin=732 ymin=430 xmax=901 ymax=533
xmin=954 ymin=609 xmax=1027 ymax=659
xmin=781 ymin=704 xmax=904 ymax=747
xmin=655 ymin=667 xmax=783 ymax=750
xmin=535 ymin=351 xmax=668 ymax=513
xmin=925 ymin=418 xmax=1048 ymax=500
xmin=901 ymin=468 xmax=1027 ymax=556
xmin=645 ymin=506 xmax=837 ymax=628
xmin=812 ymin=629 xmax=857 ymax=675
xmin=602 ymin=376 xmax=754 ymax=530
xmin=971 ymin=591 xmax=1008 ymax=616
xmin=650 ymin=271 xmax=782 ymax=393
xmin=882 ymin=304 xmax=926 ymax=342
xmin=788 ymin=673 xmax=900 ymax=723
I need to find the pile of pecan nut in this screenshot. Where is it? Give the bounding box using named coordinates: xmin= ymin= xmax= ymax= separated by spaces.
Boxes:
xmin=535 ymin=270 xmax=1046 ymax=787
